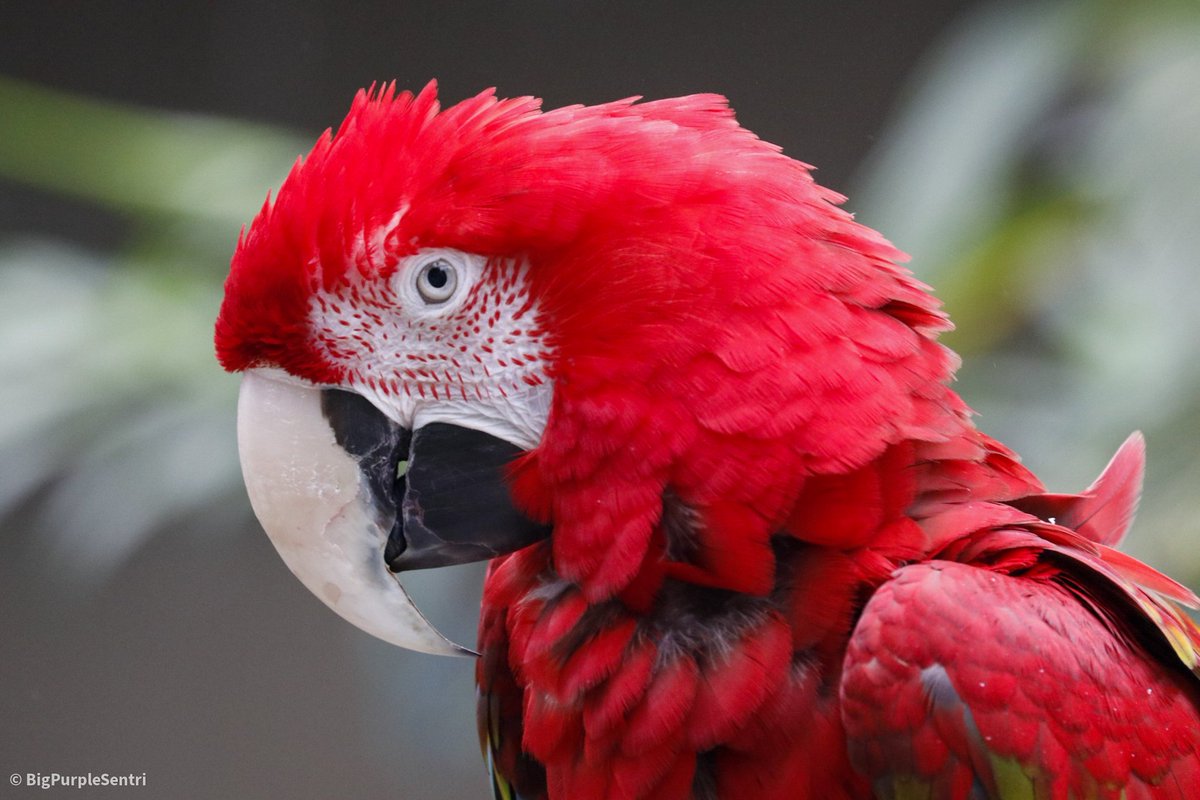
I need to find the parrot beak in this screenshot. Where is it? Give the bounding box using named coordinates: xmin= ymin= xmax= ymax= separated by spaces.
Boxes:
xmin=235 ymin=368 xmax=548 ymax=656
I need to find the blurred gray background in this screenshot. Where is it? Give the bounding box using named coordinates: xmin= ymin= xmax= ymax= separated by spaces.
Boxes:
xmin=2 ymin=1 xmax=1198 ymax=798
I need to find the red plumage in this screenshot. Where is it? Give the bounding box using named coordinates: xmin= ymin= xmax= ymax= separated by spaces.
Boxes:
xmin=216 ymin=83 xmax=1200 ymax=799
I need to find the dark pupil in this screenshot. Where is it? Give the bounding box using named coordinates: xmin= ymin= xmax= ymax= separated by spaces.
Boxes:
xmin=426 ymin=265 xmax=449 ymax=289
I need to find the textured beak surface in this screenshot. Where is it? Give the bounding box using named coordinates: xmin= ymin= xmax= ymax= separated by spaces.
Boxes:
xmin=236 ymin=369 xmax=473 ymax=656
xmin=387 ymin=421 xmax=551 ymax=571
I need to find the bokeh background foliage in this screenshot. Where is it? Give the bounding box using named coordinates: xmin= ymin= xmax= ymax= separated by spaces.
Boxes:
xmin=1 ymin=1 xmax=1197 ymax=797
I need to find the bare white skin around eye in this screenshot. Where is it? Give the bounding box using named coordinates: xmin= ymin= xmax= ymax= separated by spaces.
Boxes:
xmin=307 ymin=248 xmax=553 ymax=450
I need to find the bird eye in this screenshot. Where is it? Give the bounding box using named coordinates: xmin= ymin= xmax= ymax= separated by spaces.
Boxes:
xmin=415 ymin=258 xmax=458 ymax=304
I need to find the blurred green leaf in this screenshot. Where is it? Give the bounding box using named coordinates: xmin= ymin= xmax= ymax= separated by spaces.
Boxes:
xmin=0 ymin=75 xmax=306 ymax=227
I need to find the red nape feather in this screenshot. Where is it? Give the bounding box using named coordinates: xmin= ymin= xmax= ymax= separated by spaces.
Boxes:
xmin=786 ymin=442 xmax=917 ymax=548
xmin=581 ymin=641 xmax=657 ymax=744
xmin=557 ymin=618 xmax=638 ymax=700
xmin=620 ymin=656 xmax=700 ymax=755
xmin=685 ymin=612 xmax=792 ymax=750
xmin=609 ymin=740 xmax=695 ymax=800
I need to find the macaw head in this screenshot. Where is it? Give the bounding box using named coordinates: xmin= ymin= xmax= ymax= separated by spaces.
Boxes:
xmin=216 ymin=82 xmax=960 ymax=655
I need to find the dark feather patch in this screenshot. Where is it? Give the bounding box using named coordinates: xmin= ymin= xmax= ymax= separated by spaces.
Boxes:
xmin=662 ymin=487 xmax=703 ymax=563
xmin=692 ymin=750 xmax=718 ymax=800
xmin=549 ymin=600 xmax=622 ymax=664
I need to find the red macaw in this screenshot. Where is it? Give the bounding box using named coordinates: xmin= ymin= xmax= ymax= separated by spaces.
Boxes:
xmin=215 ymin=83 xmax=1200 ymax=799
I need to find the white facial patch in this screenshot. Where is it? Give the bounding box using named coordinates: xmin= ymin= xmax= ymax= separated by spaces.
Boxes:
xmin=308 ymin=249 xmax=553 ymax=449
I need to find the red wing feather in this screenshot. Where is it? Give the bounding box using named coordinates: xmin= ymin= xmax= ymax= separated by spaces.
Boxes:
xmin=1009 ymin=433 xmax=1145 ymax=547
xmin=842 ymin=559 xmax=1200 ymax=799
